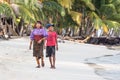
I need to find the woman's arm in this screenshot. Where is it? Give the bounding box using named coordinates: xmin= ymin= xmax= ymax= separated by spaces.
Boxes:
xmin=29 ymin=30 xmax=34 ymax=49
xmin=29 ymin=40 xmax=33 ymax=50
xmin=38 ymin=29 xmax=48 ymax=43
xmin=38 ymin=37 xmax=46 ymax=43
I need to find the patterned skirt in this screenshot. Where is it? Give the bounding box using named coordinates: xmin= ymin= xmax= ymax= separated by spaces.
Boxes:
xmin=33 ymin=40 xmax=44 ymax=58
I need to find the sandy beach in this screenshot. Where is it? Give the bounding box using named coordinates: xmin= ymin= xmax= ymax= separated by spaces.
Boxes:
xmin=0 ymin=37 xmax=119 ymax=80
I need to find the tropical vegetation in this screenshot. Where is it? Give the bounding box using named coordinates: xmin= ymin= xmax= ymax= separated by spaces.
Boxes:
xmin=0 ymin=0 xmax=120 ymax=38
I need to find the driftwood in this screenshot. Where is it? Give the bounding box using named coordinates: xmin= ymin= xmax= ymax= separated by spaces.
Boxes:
xmin=61 ymin=35 xmax=120 ymax=45
xmin=87 ymin=37 xmax=120 ymax=45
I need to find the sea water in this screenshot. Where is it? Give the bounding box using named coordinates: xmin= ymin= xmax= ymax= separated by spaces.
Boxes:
xmin=87 ymin=54 xmax=120 ymax=80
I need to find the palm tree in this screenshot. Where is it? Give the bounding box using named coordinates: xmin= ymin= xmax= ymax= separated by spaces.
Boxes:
xmin=0 ymin=1 xmax=17 ymax=38
xmin=0 ymin=0 xmax=43 ymax=36
xmin=57 ymin=0 xmax=120 ymax=37
xmin=56 ymin=0 xmax=96 ymax=36
xmin=1 ymin=0 xmax=120 ymax=38
xmin=92 ymin=0 xmax=120 ymax=36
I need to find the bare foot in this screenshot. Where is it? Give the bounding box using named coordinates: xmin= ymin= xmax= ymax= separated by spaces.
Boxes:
xmin=41 ymin=62 xmax=45 ymax=67
xmin=36 ymin=65 xmax=40 ymax=68
xmin=50 ymin=66 xmax=56 ymax=69
xmin=52 ymin=66 xmax=56 ymax=69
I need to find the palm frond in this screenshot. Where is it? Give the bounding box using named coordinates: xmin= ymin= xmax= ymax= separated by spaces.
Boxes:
xmin=112 ymin=0 xmax=120 ymax=6
xmin=89 ymin=12 xmax=103 ymax=30
xmin=112 ymin=0 xmax=120 ymax=13
xmin=0 ymin=2 xmax=13 ymax=16
xmin=43 ymin=1 xmax=65 ymax=16
xmin=57 ymin=0 xmax=74 ymax=10
xmin=104 ymin=20 xmax=120 ymax=30
xmin=0 ymin=2 xmax=16 ymax=21
xmin=70 ymin=11 xmax=82 ymax=25
xmin=108 ymin=14 xmax=120 ymax=22
xmin=102 ymin=23 xmax=109 ymax=33
xmin=81 ymin=0 xmax=95 ymax=11
xmin=89 ymin=12 xmax=99 ymax=20
xmin=100 ymin=4 xmax=117 ymax=18
xmin=18 ymin=4 xmax=35 ymax=21
xmin=0 ymin=5 xmax=4 ymax=14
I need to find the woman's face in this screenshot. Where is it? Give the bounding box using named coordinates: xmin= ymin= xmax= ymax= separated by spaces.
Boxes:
xmin=36 ymin=23 xmax=41 ymax=28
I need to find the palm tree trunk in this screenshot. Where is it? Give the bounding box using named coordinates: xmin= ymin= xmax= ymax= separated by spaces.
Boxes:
xmin=19 ymin=25 xmax=24 ymax=36
xmin=8 ymin=24 xmax=18 ymax=36
xmin=79 ymin=6 xmax=85 ymax=36
xmin=17 ymin=18 xmax=24 ymax=36
xmin=6 ymin=20 xmax=18 ymax=36
xmin=12 ymin=18 xmax=15 ymax=31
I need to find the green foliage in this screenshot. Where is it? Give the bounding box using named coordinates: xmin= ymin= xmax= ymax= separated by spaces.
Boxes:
xmin=100 ymin=4 xmax=117 ymax=18
xmin=92 ymin=0 xmax=120 ymax=33
xmin=0 ymin=0 xmax=120 ymax=35
xmin=103 ymin=20 xmax=120 ymax=32
xmin=0 ymin=2 xmax=15 ymax=17
xmin=81 ymin=0 xmax=95 ymax=11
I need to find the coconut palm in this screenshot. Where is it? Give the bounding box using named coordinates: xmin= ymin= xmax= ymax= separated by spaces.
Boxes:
xmin=0 ymin=1 xmax=17 ymax=38
xmin=57 ymin=0 xmax=96 ymax=36
xmin=0 ymin=0 xmax=43 ymax=36
xmin=0 ymin=0 xmax=120 ymax=38
xmin=92 ymin=0 xmax=120 ymax=36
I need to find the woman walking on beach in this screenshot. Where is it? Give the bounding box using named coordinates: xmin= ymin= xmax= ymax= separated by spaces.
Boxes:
xmin=29 ymin=21 xmax=48 ymax=68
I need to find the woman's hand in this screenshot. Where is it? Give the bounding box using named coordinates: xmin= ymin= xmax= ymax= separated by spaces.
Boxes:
xmin=38 ymin=39 xmax=42 ymax=44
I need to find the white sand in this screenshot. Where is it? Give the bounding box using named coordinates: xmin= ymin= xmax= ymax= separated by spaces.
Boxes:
xmin=0 ymin=37 xmax=119 ymax=80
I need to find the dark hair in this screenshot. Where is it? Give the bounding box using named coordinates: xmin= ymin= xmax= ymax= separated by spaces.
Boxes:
xmin=37 ymin=21 xmax=42 ymax=24
xmin=34 ymin=21 xmax=42 ymax=28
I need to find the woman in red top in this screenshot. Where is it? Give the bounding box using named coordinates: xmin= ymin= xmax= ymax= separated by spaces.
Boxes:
xmin=45 ymin=24 xmax=58 ymax=69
